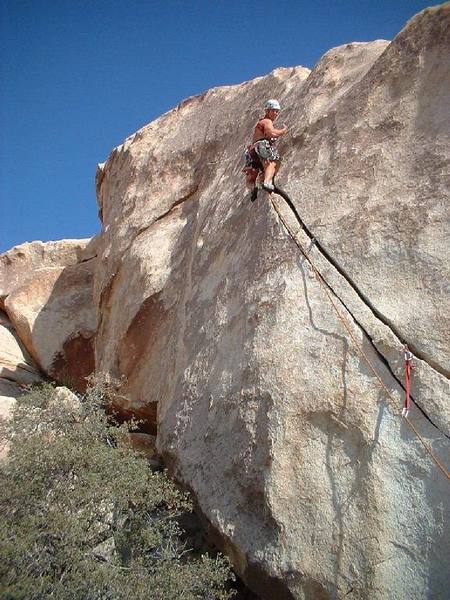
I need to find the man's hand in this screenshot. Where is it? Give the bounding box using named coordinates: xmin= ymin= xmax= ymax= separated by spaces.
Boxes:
xmin=274 ymin=124 xmax=288 ymax=137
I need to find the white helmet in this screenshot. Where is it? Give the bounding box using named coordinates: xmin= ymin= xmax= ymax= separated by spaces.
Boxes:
xmin=265 ymin=99 xmax=281 ymax=111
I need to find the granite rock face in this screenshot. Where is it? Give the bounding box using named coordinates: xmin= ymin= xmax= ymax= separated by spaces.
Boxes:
xmin=0 ymin=239 xmax=93 ymax=309
xmin=0 ymin=239 xmax=97 ymax=456
xmin=2 ymin=4 xmax=449 ymax=599
xmin=0 ymin=239 xmax=98 ymax=392
xmin=0 ymin=311 xmax=42 ymax=386
xmin=95 ymin=5 xmax=450 ymax=600
xmin=92 ymin=5 xmax=450 ymax=599
xmin=0 ymin=311 xmax=43 ymax=458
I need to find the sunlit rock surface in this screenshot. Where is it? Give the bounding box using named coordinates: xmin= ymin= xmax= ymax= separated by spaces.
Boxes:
xmin=0 ymin=310 xmax=43 ymax=457
xmin=0 ymin=239 xmax=98 ymax=392
xmin=0 ymin=239 xmax=92 ymax=309
xmin=3 ymin=4 xmax=450 ymax=599
xmin=93 ymin=6 xmax=450 ymax=599
xmin=93 ymin=5 xmax=450 ymax=599
xmin=0 ymin=310 xmax=42 ymax=386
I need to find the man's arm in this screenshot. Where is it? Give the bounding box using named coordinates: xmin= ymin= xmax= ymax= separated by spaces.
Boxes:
xmin=261 ymin=118 xmax=288 ymax=138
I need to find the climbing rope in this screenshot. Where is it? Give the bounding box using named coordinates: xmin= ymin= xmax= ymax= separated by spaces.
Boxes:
xmin=269 ymin=193 xmax=450 ymax=482
xmin=403 ymin=346 xmax=413 ymax=418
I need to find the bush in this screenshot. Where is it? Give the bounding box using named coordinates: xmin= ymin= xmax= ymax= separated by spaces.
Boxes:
xmin=0 ymin=381 xmax=235 ymax=600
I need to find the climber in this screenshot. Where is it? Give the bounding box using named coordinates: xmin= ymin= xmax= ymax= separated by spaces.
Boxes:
xmin=243 ymin=99 xmax=288 ymax=192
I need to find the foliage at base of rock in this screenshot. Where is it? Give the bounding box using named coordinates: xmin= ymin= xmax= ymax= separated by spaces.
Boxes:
xmin=0 ymin=382 xmax=235 ymax=600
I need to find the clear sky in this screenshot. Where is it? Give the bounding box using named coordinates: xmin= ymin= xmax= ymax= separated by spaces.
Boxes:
xmin=0 ymin=0 xmax=433 ymax=252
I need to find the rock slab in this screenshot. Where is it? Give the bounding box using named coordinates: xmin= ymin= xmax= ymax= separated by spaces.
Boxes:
xmin=93 ymin=5 xmax=450 ymax=599
xmin=2 ymin=5 xmax=449 ymax=600
xmin=0 ymin=239 xmax=98 ymax=392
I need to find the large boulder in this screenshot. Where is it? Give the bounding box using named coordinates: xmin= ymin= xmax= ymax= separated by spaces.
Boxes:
xmin=1 ymin=238 xmax=99 ymax=392
xmin=92 ymin=5 xmax=449 ymax=599
xmin=0 ymin=311 xmax=42 ymax=386
xmin=0 ymin=310 xmax=43 ymax=459
xmin=0 ymin=239 xmax=94 ymax=309
xmin=5 ymin=262 xmax=97 ymax=392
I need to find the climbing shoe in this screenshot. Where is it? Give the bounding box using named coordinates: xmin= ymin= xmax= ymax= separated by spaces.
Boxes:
xmin=262 ymin=182 xmax=274 ymax=192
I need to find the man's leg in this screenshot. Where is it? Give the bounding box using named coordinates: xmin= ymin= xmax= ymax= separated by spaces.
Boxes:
xmin=263 ymin=161 xmax=277 ymax=190
xmin=245 ymin=168 xmax=258 ymax=190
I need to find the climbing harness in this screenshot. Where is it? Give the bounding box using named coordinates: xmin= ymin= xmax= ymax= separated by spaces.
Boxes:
xmin=243 ymin=141 xmax=281 ymax=202
xmin=265 ymin=185 xmax=450 ymax=483
xmin=254 ymin=138 xmax=280 ymax=161
xmin=402 ymin=346 xmax=413 ymax=418
xmin=244 ymin=138 xmax=280 ymax=170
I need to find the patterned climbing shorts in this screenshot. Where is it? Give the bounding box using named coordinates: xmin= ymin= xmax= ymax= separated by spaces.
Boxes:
xmin=253 ymin=139 xmax=280 ymax=162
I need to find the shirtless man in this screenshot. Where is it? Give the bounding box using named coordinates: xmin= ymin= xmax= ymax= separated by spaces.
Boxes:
xmin=244 ymin=99 xmax=288 ymax=192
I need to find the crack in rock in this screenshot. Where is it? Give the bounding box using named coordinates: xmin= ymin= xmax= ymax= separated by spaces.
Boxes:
xmin=121 ymin=183 xmax=200 ymax=252
xmin=272 ymin=185 xmax=449 ymax=381
xmin=270 ymin=185 xmax=449 ymax=439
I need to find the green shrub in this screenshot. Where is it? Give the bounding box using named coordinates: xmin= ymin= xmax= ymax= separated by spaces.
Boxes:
xmin=0 ymin=381 xmax=235 ymax=600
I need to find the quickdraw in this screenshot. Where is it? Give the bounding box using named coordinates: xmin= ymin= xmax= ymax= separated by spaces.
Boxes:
xmin=402 ymin=345 xmax=413 ymax=418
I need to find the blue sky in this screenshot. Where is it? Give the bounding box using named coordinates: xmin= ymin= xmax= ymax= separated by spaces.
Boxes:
xmin=0 ymin=0 xmax=433 ymax=252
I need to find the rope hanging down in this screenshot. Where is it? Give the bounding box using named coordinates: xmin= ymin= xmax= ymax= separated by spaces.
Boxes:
xmin=403 ymin=346 xmax=413 ymax=418
xmin=268 ymin=191 xmax=450 ymax=483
